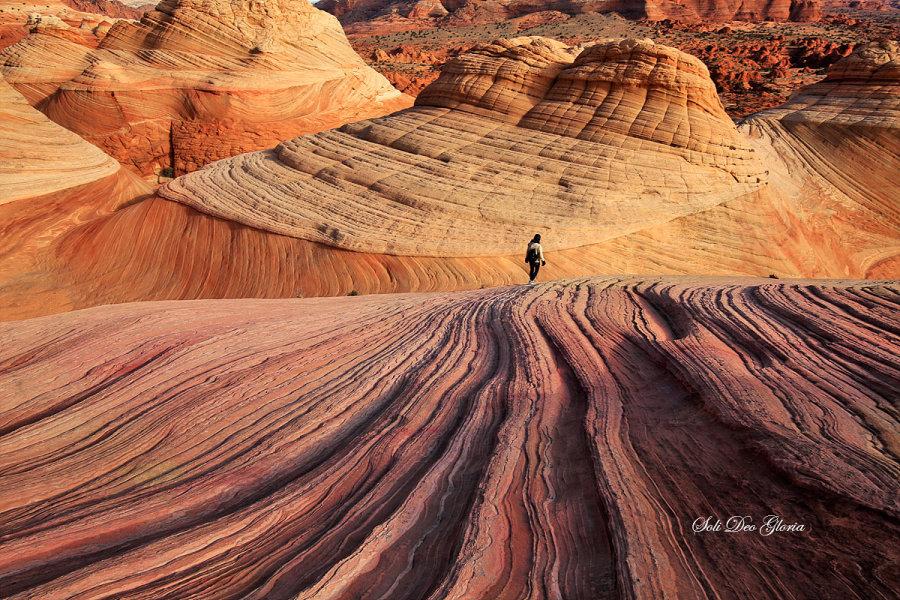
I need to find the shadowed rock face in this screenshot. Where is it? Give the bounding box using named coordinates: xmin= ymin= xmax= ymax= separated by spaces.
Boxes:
xmin=0 ymin=0 xmax=410 ymax=176
xmin=0 ymin=277 xmax=897 ymax=597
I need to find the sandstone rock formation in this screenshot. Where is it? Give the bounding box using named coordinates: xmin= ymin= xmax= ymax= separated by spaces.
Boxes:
xmin=0 ymin=9 xmax=111 ymax=104
xmin=156 ymin=38 xmax=895 ymax=273
xmin=319 ymin=0 xmax=821 ymax=29
xmin=1 ymin=277 xmax=897 ymax=597
xmin=740 ymin=39 xmax=900 ymax=278
xmin=0 ymin=75 xmax=149 ymax=314
xmin=162 ymin=38 xmax=767 ymax=257
xmin=1 ymin=0 xmax=411 ymax=177
xmin=0 ymin=38 xmax=896 ymax=322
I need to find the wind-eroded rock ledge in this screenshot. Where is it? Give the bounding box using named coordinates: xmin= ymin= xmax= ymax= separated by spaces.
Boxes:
xmin=0 ymin=277 xmax=897 ymax=598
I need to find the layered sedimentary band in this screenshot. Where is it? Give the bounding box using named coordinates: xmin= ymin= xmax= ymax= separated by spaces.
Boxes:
xmin=0 ymin=277 xmax=897 ymax=598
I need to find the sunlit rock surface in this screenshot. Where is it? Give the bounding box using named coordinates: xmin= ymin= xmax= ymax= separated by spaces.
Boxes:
xmin=162 ymin=38 xmax=768 ymax=257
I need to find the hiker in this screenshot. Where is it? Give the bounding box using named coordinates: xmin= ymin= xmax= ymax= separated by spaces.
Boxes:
xmin=525 ymin=234 xmax=546 ymax=284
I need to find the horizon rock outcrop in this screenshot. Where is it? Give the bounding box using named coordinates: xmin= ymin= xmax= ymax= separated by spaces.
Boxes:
xmin=318 ymin=0 xmax=821 ymax=30
xmin=0 ymin=37 xmax=897 ymax=322
xmin=1 ymin=277 xmax=897 ymax=597
xmin=1 ymin=0 xmax=411 ymax=177
xmin=60 ymin=0 xmax=148 ymax=19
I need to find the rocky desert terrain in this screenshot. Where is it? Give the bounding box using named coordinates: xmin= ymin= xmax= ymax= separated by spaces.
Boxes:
xmin=2 ymin=36 xmax=896 ymax=320
xmin=0 ymin=0 xmax=897 ymax=598
xmin=332 ymin=1 xmax=900 ymax=116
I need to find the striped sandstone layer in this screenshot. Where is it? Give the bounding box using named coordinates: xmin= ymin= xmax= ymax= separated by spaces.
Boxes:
xmin=0 ymin=75 xmax=149 ymax=314
xmin=1 ymin=0 xmax=410 ymax=176
xmin=0 ymin=39 xmax=897 ymax=321
xmin=0 ymin=277 xmax=897 ymax=597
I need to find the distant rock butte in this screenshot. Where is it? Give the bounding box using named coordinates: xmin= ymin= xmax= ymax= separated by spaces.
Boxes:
xmin=0 ymin=38 xmax=896 ymax=321
xmin=60 ymin=0 xmax=147 ymax=20
xmin=0 ymin=278 xmax=897 ymax=597
xmin=318 ymin=0 xmax=821 ymax=29
xmin=0 ymin=0 xmax=411 ymax=177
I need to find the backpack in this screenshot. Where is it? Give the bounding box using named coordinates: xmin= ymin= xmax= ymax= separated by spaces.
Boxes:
xmin=526 ymin=243 xmax=538 ymax=263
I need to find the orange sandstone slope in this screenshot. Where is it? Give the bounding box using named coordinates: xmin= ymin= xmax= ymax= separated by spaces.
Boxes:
xmin=0 ymin=75 xmax=149 ymax=313
xmin=1 ymin=38 xmax=897 ymax=322
xmin=0 ymin=0 xmax=411 ymax=177
xmin=740 ymin=40 xmax=900 ymax=278
xmin=0 ymin=277 xmax=897 ymax=598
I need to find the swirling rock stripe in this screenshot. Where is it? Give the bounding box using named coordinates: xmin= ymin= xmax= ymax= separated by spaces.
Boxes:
xmin=0 ymin=76 xmax=119 ymax=205
xmin=4 ymin=182 xmax=882 ymax=324
xmin=0 ymin=278 xmax=897 ymax=598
